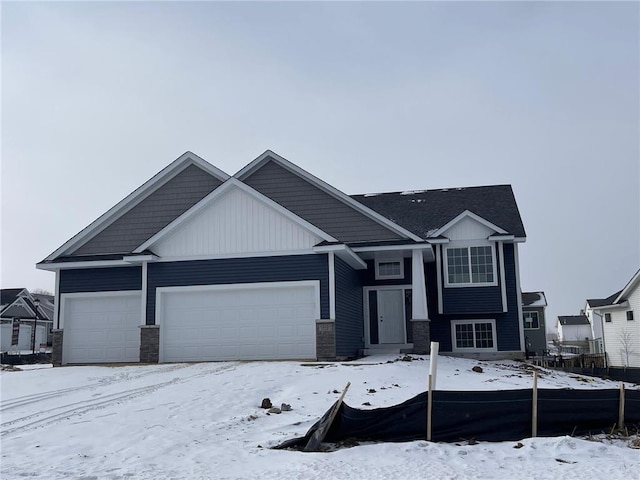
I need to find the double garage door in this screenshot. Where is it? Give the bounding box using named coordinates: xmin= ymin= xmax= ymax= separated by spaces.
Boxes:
xmin=158 ymin=282 xmax=318 ymax=362
xmin=62 ymin=282 xmax=318 ymax=363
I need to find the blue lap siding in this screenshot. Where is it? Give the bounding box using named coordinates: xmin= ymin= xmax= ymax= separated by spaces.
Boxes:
xmin=427 ymin=243 xmax=521 ymax=352
xmin=146 ymin=254 xmax=329 ymax=325
xmin=59 ymin=266 xmax=142 ymax=293
xmin=334 ymin=256 xmax=364 ymax=358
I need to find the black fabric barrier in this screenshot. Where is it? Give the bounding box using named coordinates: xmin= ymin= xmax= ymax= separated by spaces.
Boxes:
xmin=275 ymin=388 xmax=640 ymax=450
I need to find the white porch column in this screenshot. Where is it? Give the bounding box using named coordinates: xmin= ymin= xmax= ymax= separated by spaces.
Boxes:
xmin=411 ymin=249 xmax=429 ymax=320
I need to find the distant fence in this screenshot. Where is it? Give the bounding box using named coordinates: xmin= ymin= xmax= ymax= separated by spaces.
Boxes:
xmin=553 ymin=365 xmax=640 ymax=384
xmin=0 ymin=352 xmax=52 ymax=365
xmin=277 ymin=385 xmax=640 ymax=450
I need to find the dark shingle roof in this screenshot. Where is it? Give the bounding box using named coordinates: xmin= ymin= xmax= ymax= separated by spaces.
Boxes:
xmin=352 ymin=185 xmax=526 ymax=240
xmin=522 ymin=292 xmax=547 ymax=307
xmin=558 ymin=315 xmax=590 ymax=326
xmin=587 ymin=290 xmax=622 ymax=308
xmin=0 ymin=288 xmax=26 ymax=308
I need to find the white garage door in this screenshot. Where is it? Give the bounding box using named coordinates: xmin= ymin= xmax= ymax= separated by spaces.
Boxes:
xmin=159 ymin=282 xmax=318 ymax=362
xmin=62 ymin=292 xmax=142 ymax=364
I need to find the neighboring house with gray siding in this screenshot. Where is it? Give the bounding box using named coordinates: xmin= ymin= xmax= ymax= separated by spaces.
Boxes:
xmin=521 ymin=291 xmax=547 ymax=357
xmin=1 ymin=288 xmax=54 ymax=352
xmin=585 ymin=269 xmax=640 ymax=367
xmin=37 ymin=150 xmax=528 ymax=365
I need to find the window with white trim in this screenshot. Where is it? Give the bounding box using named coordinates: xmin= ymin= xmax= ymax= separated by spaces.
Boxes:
xmin=451 ymin=319 xmax=497 ymax=351
xmin=604 ymin=313 xmax=612 ymax=323
xmin=523 ymin=311 xmax=539 ymax=329
xmin=627 ymin=311 xmax=634 ymax=321
xmin=445 ymin=245 xmax=496 ymax=286
xmin=375 ymin=259 xmax=404 ymax=280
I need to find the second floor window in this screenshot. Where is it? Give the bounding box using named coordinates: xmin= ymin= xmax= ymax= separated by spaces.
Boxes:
xmin=627 ymin=311 xmax=634 ymax=321
xmin=446 ymin=245 xmax=495 ymax=285
xmin=605 ymin=313 xmax=612 ymax=323
xmin=523 ymin=311 xmax=539 ymax=329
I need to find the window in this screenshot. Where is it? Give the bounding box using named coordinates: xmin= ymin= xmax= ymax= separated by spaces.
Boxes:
xmin=375 ymin=259 xmax=404 ymax=280
xmin=523 ymin=311 xmax=539 ymax=329
xmin=604 ymin=313 xmax=612 ymax=323
xmin=445 ymin=245 xmax=495 ymax=286
xmin=451 ymin=319 xmax=497 ymax=351
xmin=627 ymin=311 xmax=634 ymax=321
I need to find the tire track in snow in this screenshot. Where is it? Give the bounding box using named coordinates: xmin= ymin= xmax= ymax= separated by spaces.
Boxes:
xmin=1 ymin=362 xmax=238 ymax=437
xmin=1 ymin=363 xmax=193 ymax=412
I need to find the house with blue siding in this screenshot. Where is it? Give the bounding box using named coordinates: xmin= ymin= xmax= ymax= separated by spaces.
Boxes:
xmin=37 ymin=151 xmax=527 ymax=364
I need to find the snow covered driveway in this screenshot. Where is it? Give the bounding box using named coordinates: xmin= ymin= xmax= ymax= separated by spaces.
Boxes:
xmin=1 ymin=356 xmax=638 ymax=479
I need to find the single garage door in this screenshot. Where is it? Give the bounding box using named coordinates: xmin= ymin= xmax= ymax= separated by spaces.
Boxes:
xmin=62 ymin=292 xmax=142 ymax=364
xmin=159 ymin=282 xmax=319 ymax=362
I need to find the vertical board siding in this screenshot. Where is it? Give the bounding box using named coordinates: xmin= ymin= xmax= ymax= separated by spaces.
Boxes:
xmin=426 ymin=243 xmax=521 ymax=352
xmin=60 ymin=267 xmax=142 ymax=293
xmin=334 ymin=256 xmax=364 ymax=357
xmin=146 ymin=254 xmax=329 ymax=325
xmin=73 ymin=165 xmax=222 ymax=256
xmin=154 ymin=186 xmax=322 ymax=257
xmin=243 ymin=159 xmax=402 ymax=243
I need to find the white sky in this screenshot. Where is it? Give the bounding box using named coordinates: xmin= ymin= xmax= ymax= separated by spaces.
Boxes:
xmin=2 ymin=1 xmax=639 ymax=332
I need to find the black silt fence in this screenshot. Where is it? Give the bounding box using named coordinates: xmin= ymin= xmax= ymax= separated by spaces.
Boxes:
xmin=276 ymin=388 xmax=640 ymax=449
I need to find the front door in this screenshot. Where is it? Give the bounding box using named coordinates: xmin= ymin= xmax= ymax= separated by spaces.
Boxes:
xmin=377 ymin=289 xmax=405 ymax=344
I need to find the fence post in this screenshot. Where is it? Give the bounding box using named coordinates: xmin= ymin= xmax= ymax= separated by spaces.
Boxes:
xmin=532 ymin=370 xmax=538 ymax=438
xmin=618 ymin=382 xmax=625 ymax=431
xmin=427 ymin=374 xmax=433 ymax=441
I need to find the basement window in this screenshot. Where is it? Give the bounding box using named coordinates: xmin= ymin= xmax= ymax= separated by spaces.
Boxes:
xmin=451 ymin=319 xmax=497 ymax=352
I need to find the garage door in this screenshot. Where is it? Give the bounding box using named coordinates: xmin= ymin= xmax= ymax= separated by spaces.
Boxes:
xmin=62 ymin=292 xmax=142 ymax=364
xmin=159 ymin=282 xmax=318 ymax=362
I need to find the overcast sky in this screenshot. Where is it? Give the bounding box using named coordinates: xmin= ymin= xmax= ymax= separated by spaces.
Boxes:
xmin=2 ymin=1 xmax=638 ymax=332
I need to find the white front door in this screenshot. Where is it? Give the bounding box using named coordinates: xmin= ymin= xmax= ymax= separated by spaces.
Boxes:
xmin=377 ymin=289 xmax=405 ymax=344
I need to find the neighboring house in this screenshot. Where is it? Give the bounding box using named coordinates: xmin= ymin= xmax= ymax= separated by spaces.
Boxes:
xmin=584 ymin=290 xmax=620 ymax=354
xmin=36 ymin=150 xmax=528 ymax=365
xmin=0 ymin=289 xmax=53 ymax=352
xmin=521 ymin=291 xmax=547 ymax=357
xmin=586 ymin=269 xmax=640 ymax=368
xmin=557 ymin=315 xmax=592 ymax=350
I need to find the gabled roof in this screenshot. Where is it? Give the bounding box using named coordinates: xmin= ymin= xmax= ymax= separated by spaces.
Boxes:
xmin=134 ymin=177 xmax=337 ymax=253
xmin=352 ymin=185 xmax=526 ymax=240
xmin=522 ymin=292 xmax=547 ymax=307
xmin=614 ymin=268 xmax=640 ymax=304
xmin=0 ymin=288 xmax=27 ymax=309
xmin=41 ymin=152 xmax=229 ymax=262
xmin=236 ymin=150 xmax=424 ymax=243
xmin=586 ymin=290 xmax=622 ymax=308
xmin=558 ymin=315 xmax=590 ymax=326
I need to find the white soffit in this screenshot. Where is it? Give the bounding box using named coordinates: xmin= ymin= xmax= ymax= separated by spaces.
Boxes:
xmin=44 ymin=152 xmax=230 ymax=261
xmin=136 ymin=178 xmax=336 ymax=256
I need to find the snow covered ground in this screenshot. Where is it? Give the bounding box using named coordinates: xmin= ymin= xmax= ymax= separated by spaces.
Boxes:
xmin=1 ymin=355 xmax=638 ymax=480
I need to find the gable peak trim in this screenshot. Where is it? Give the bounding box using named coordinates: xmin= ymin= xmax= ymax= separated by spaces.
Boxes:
xmin=133 ymin=177 xmax=337 ymax=253
xmin=43 ymin=152 xmax=230 ymax=262
xmin=235 ymin=150 xmax=424 ymax=242
xmin=432 ymin=210 xmax=508 ymax=238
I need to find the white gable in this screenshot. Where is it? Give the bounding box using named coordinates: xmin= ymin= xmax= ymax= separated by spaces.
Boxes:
xmin=150 ymin=185 xmax=325 ymax=257
xmin=443 ymin=215 xmax=497 ymax=241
